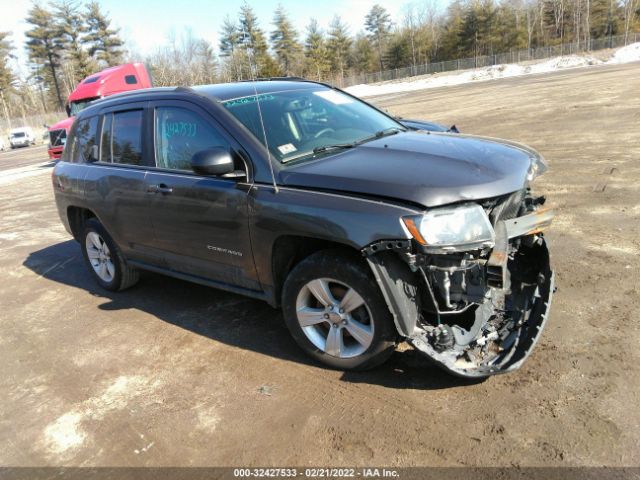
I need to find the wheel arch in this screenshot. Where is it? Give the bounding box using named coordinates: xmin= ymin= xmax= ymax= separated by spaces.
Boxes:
xmin=67 ymin=206 xmax=97 ymax=241
xmin=270 ymin=234 xmax=361 ymax=307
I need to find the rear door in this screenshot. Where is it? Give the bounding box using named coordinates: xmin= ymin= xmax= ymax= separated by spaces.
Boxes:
xmin=82 ymin=102 xmax=160 ymax=264
xmin=143 ymin=99 xmax=260 ymax=290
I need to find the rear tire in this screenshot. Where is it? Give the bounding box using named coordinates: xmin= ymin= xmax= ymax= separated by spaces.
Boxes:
xmin=282 ymin=249 xmax=398 ymax=370
xmin=81 ymin=218 xmax=139 ymax=291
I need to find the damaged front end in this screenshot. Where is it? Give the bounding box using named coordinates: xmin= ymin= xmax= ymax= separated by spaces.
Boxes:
xmin=365 ymin=189 xmax=555 ymax=378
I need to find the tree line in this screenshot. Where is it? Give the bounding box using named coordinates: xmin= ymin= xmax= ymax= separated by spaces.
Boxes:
xmin=211 ymin=0 xmax=639 ymax=82
xmin=146 ymin=0 xmax=640 ymax=88
xmin=1 ymin=0 xmax=639 ymax=122
xmin=1 ymin=0 xmax=123 ymax=123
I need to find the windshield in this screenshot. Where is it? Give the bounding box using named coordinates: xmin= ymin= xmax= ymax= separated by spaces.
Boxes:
xmin=222 ymin=88 xmax=404 ymax=164
xmin=69 ymin=97 xmax=99 ymax=116
xmin=11 ymin=132 xmax=26 ymax=138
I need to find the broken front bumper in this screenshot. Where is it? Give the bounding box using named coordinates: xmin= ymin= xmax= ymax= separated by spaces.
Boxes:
xmin=366 ymin=209 xmax=555 ymax=378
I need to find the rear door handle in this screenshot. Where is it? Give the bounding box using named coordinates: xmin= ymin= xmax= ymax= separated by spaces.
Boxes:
xmin=147 ymin=184 xmax=173 ymax=194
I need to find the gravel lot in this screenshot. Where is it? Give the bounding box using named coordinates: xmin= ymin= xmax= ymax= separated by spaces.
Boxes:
xmin=1 ymin=62 xmax=639 ymax=468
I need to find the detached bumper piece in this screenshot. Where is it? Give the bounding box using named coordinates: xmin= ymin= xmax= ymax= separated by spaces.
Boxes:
xmin=366 ymin=207 xmax=555 ymax=378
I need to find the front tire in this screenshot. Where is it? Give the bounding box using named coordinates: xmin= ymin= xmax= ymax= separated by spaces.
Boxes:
xmin=81 ymin=218 xmax=139 ymax=291
xmin=282 ymin=249 xmax=398 ymax=370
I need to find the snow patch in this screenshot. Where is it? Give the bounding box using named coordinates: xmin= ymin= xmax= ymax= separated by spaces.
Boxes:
xmin=0 ymin=232 xmax=20 ymax=241
xmin=345 ymin=44 xmax=639 ymax=98
xmin=196 ymin=406 xmax=220 ymax=432
xmin=44 ymin=412 xmax=86 ymax=454
xmin=607 ymin=42 xmax=640 ymax=64
xmin=41 ymin=375 xmax=162 ymax=459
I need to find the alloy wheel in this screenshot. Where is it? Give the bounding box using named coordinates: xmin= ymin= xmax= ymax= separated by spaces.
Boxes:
xmin=295 ymin=278 xmax=374 ymax=358
xmin=85 ymin=231 xmax=115 ymax=283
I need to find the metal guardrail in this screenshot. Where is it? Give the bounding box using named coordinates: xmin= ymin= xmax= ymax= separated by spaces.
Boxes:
xmin=340 ymin=32 xmax=639 ymax=87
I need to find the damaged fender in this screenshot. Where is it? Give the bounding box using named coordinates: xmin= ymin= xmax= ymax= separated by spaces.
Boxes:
xmin=366 ymin=250 xmax=421 ymax=337
xmin=364 ymin=210 xmax=555 ymax=378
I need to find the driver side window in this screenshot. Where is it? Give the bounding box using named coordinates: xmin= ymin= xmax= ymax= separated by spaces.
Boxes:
xmin=155 ymin=106 xmax=229 ymax=171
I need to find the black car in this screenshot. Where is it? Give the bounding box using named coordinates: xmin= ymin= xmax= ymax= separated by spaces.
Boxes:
xmin=52 ymin=79 xmax=554 ymax=378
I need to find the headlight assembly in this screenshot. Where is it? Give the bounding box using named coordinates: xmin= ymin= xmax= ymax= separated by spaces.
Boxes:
xmin=403 ymin=203 xmax=495 ymax=253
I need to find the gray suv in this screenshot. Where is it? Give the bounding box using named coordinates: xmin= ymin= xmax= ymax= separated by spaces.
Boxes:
xmin=52 ymin=79 xmax=554 ymax=378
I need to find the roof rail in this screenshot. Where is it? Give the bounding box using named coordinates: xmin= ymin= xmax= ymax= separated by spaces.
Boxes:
xmin=238 ymin=76 xmax=315 ymax=83
xmin=91 ymin=86 xmax=177 ymax=103
xmin=174 ymin=86 xmax=196 ymax=93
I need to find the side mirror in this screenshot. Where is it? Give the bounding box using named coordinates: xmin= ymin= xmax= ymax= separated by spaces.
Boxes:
xmin=43 ymin=123 xmax=49 ymax=129
xmin=191 ymin=148 xmax=235 ymax=176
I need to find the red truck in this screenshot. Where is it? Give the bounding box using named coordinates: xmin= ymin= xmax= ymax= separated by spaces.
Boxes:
xmin=47 ymin=63 xmax=153 ymax=159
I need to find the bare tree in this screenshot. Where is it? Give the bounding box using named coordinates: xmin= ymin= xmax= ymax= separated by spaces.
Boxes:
xmin=148 ymin=29 xmax=218 ymax=87
xmin=585 ymin=0 xmax=591 ymax=49
xmin=574 ymin=0 xmax=583 ymax=49
xmin=525 ymin=0 xmax=540 ymax=50
xmin=623 ymin=0 xmax=639 ymax=43
xmin=420 ymin=0 xmax=442 ymax=61
xmin=402 ymin=3 xmax=419 ymax=68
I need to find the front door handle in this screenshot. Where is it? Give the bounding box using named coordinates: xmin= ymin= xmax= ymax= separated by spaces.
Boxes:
xmin=147 ymin=184 xmax=173 ymax=194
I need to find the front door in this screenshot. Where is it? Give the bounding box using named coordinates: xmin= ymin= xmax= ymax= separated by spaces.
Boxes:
xmin=143 ymin=100 xmax=260 ymax=291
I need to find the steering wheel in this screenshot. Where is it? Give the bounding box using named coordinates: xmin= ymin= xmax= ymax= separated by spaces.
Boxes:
xmin=314 ymin=128 xmax=335 ymax=139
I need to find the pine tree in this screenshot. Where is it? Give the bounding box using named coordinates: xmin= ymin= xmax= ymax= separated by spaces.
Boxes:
xmin=0 ymin=31 xmax=14 ymax=125
xmin=54 ymin=0 xmax=94 ymax=81
xmin=238 ymin=3 xmax=272 ymax=77
xmin=304 ymin=19 xmax=329 ymax=81
xmin=84 ymin=1 xmax=123 ymax=66
xmin=327 ymin=15 xmax=352 ymax=80
xmin=220 ymin=16 xmax=241 ymax=57
xmin=0 ymin=31 xmax=13 ymax=91
xmin=219 ymin=15 xmax=245 ymax=81
xmin=351 ymin=34 xmax=375 ymax=73
xmin=441 ymin=0 xmax=466 ymax=59
xmin=364 ymin=4 xmax=393 ymax=70
xmin=270 ymin=5 xmax=302 ymax=76
xmin=385 ymin=33 xmax=412 ymax=69
xmin=494 ymin=2 xmax=528 ymax=52
xmin=194 ymin=39 xmax=218 ymax=84
xmin=25 ymin=4 xmax=65 ymax=109
xmin=459 ymin=3 xmax=481 ymax=57
xmin=590 ymin=0 xmax=620 ymax=38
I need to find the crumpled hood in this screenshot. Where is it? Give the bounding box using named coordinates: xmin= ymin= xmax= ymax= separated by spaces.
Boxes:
xmin=280 ymin=131 xmax=541 ymax=208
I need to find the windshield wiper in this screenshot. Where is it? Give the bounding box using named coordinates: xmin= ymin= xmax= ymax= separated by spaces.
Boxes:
xmin=377 ymin=126 xmax=405 ymax=137
xmin=358 ymin=127 xmax=405 ymax=144
xmin=312 ymin=143 xmax=357 ymax=155
xmin=312 ymin=128 xmax=405 ymax=155
xmin=283 ymin=127 xmax=406 ymax=164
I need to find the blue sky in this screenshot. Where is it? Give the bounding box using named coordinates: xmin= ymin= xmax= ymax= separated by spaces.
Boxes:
xmin=1 ymin=0 xmax=450 ymax=76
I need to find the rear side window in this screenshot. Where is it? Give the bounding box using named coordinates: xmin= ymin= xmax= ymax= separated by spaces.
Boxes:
xmin=61 ymin=124 xmax=76 ymax=162
xmin=100 ymin=110 xmax=143 ymax=165
xmin=100 ymin=113 xmax=112 ymax=162
xmin=155 ymin=106 xmax=229 ymax=171
xmin=75 ymin=116 xmax=99 ymax=162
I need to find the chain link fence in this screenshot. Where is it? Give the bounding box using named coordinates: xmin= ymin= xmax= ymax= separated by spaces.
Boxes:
xmin=340 ymin=33 xmax=639 ymax=88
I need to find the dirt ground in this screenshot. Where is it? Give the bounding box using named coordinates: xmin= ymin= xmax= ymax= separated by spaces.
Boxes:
xmin=1 ymin=62 xmax=639 ymax=468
